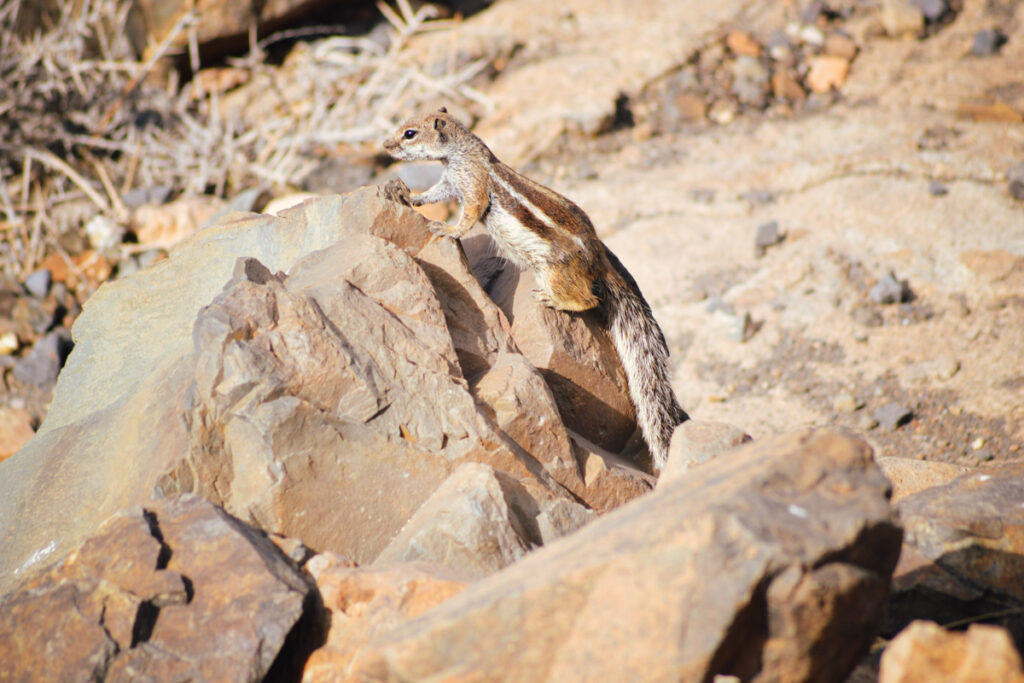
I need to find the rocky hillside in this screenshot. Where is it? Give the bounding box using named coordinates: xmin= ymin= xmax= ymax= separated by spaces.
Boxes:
xmin=2 ymin=0 xmax=1023 ymax=681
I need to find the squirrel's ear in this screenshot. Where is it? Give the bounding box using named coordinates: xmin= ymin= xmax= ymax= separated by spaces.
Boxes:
xmin=439 ymin=106 xmax=448 ymax=113
xmin=433 ymin=116 xmax=448 ymax=142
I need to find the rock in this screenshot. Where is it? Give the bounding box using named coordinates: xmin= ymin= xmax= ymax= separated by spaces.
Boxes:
xmin=956 ymin=99 xmax=1024 ymax=123
xmin=23 ymin=269 xmax=51 ymax=298
xmin=879 ymin=621 xmax=1024 ymax=683
xmin=301 ymin=155 xmax=375 ymax=195
xmin=874 ymin=457 xmax=969 ymax=503
xmin=302 ymin=556 xmax=469 ymax=682
xmin=375 ymin=462 xmax=593 ymax=578
xmin=122 ymin=184 xmax=173 ymax=208
xmin=263 ymin=192 xmax=319 ymax=215
xmin=874 ymin=402 xmax=913 ymax=430
xmin=166 ymin=239 xmax=558 ymax=562
xmin=730 ymin=311 xmax=762 ymax=342
xmin=133 ymin=195 xmax=226 ymax=249
xmin=0 ymin=189 xmax=430 ymax=595
xmin=806 ymin=56 xmax=850 ymax=93
xmin=928 ymin=179 xmax=948 ymax=196
xmin=905 ymin=354 xmax=959 ymax=382
xmin=725 ymin=30 xmax=761 ymax=57
xmin=971 ymin=29 xmax=1007 ymax=57
xmin=897 ymin=463 xmax=1024 ymax=603
xmin=908 ymin=0 xmax=949 ymax=21
xmin=658 ymin=419 xmax=752 ymax=486
xmin=825 ymin=32 xmax=858 ymax=60
xmin=730 ymin=56 xmax=770 ymax=108
xmin=772 ymin=68 xmax=806 ymax=102
xmin=881 ymin=0 xmax=925 ymax=38
xmin=870 ymin=270 xmax=913 ymax=304
xmin=1008 ymin=161 xmax=1024 ymax=201
xmin=754 ymin=220 xmax=784 ymax=256
xmin=471 ymin=353 xmax=584 ymax=495
xmin=832 ymin=392 xmax=860 ymax=413
xmin=484 ymin=252 xmax=637 ymax=454
xmin=0 ymin=330 xmax=18 ymax=355
xmin=345 ymin=430 xmax=902 ymax=682
xmin=0 ymin=495 xmax=317 ymax=682
xmin=0 ymin=407 xmax=34 ymax=462
xmin=84 ymin=214 xmax=123 ymax=251
xmin=571 ymin=435 xmax=656 ymax=511
xmin=126 ymin=0 xmax=336 ymax=62
xmin=12 ymin=329 xmax=72 ymax=387
xmin=959 ymin=248 xmax=1024 ymax=284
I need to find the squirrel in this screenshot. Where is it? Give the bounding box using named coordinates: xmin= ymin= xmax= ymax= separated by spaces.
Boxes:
xmin=382 ymin=108 xmax=689 ymax=471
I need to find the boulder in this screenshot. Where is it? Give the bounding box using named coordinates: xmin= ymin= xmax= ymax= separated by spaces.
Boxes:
xmin=374 ymin=462 xmax=594 ymax=578
xmin=0 ymin=189 xmax=425 ymax=595
xmin=874 ymin=456 xmax=970 ymax=504
xmin=345 ymin=429 xmax=902 ymax=682
xmin=163 ymin=237 xmax=569 ymax=562
xmin=889 ymin=462 xmax=1024 ymax=642
xmin=0 ymin=495 xmax=317 ymax=682
xmin=879 ymin=620 xmax=1024 ymax=683
xmin=658 ymin=418 xmax=752 ymax=486
xmin=302 ymin=556 xmax=469 ymax=683
xmin=484 ymin=252 xmax=637 ymax=454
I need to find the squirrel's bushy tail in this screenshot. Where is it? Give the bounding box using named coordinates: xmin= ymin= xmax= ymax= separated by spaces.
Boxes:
xmin=599 ymin=247 xmax=688 ymax=471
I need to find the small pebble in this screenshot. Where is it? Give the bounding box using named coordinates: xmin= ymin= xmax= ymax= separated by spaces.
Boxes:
xmin=972 ymin=29 xmax=1007 ymax=57
xmin=971 ymin=437 xmax=985 ymax=450
xmin=928 ymin=180 xmax=948 ymax=196
xmin=832 ymin=392 xmax=860 ymax=413
xmin=754 ymin=220 xmax=783 ymax=257
xmin=910 ymin=0 xmax=948 ymax=22
xmin=0 ymin=331 xmax=18 ymax=355
xmin=869 ymin=271 xmax=913 ymax=304
xmin=730 ymin=312 xmax=762 ymax=343
xmin=874 ymin=402 xmax=913 ymax=430
xmin=858 ymin=414 xmax=879 ymax=431
xmin=23 ymin=269 xmax=52 ymax=298
xmin=881 ymin=0 xmax=924 ymax=37
xmin=1007 ymin=161 xmax=1024 ymax=201
xmin=84 ymin=214 xmax=124 ymax=251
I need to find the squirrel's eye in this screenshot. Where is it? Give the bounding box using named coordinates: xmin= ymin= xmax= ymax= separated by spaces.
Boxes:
xmin=403 ymin=129 xmax=417 ymax=139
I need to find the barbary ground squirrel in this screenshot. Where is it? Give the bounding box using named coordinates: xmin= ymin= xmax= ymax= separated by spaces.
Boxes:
xmin=382 ymin=108 xmax=689 ymax=471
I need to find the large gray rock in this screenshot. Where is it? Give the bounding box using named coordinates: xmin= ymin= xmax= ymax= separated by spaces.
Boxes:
xmin=345 ymin=429 xmax=902 ymax=682
xmin=0 ymin=495 xmax=315 ymax=682
xmin=0 ymin=189 xmax=429 ymax=594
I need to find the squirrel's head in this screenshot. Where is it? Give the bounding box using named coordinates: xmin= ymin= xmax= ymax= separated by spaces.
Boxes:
xmin=383 ymin=107 xmax=462 ymax=161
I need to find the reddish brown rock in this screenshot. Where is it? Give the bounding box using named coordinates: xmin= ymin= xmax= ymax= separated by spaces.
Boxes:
xmin=302 ymin=556 xmax=468 ymax=682
xmin=889 ymin=462 xmax=1024 ymax=643
xmin=880 ymin=621 xmax=1024 ymax=683
xmin=374 ymin=462 xmax=594 ymax=577
xmin=658 ymin=418 xmax=752 ymax=486
xmin=571 ymin=434 xmax=656 ymax=512
xmin=0 ymin=495 xmax=315 ymax=682
xmin=486 ymin=257 xmax=637 ymax=454
xmin=346 ymin=430 xmax=901 ymax=682
xmin=875 ymin=456 xmax=969 ymax=503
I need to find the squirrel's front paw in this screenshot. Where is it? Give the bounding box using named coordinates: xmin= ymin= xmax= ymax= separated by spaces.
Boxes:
xmin=379 ymin=178 xmax=412 ymax=206
xmin=427 ymin=220 xmax=453 ymax=237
